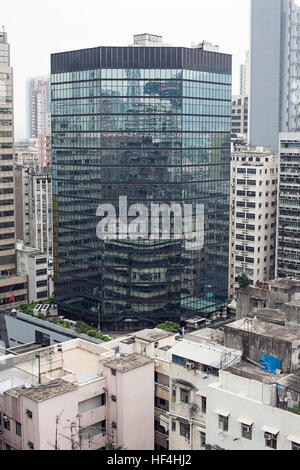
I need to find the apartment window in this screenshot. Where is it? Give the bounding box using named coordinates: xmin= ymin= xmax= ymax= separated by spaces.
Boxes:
xmin=219 ymin=415 xmax=228 ymax=432
xmin=15 ymin=421 xmax=22 ymax=437
xmin=265 ymin=432 xmax=277 ymax=449
xmin=201 ymin=397 xmax=207 ymax=413
xmin=292 ymin=441 xmax=300 ymax=451
xmin=3 ymin=416 xmax=10 ymax=430
xmin=111 ymin=369 xmax=116 ymax=376
xmin=171 ymin=419 xmax=176 ymax=432
xmin=241 ymin=423 xmax=252 ymax=440
xmin=111 ymin=395 xmax=116 ymax=402
xmin=180 ymin=389 xmax=189 ymax=404
xmin=26 ymin=410 xmax=33 ymax=419
xmin=112 ymin=422 xmax=117 ymax=429
xmin=200 ymin=432 xmax=206 ymax=447
xmin=180 ymin=422 xmax=190 ymax=440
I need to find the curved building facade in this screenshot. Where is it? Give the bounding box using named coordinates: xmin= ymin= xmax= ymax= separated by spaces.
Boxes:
xmin=51 ymin=42 xmax=232 ymax=329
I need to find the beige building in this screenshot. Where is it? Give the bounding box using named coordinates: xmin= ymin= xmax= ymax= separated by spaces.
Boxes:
xmin=0 ymin=30 xmax=27 ymax=309
xmin=15 ymin=166 xmax=52 ymax=257
xmin=108 ymin=328 xmax=178 ymax=450
xmin=231 ymin=95 xmax=248 ymax=137
xmin=229 ymin=149 xmax=278 ymax=298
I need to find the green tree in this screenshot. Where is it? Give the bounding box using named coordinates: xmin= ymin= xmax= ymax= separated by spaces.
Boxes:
xmin=157 ymin=321 xmax=180 ymax=333
xmin=237 ymin=274 xmax=253 ymax=290
xmin=103 ymin=440 xmax=123 ymax=450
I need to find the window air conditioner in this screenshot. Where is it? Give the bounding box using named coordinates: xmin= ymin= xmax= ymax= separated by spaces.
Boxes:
xmin=264 ymin=432 xmax=273 ymax=441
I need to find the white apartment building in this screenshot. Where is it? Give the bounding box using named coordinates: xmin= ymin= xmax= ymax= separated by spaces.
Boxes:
xmin=206 ymin=362 xmax=300 ymax=451
xmin=276 ymin=133 xmax=300 ymax=279
xmin=0 ymin=30 xmax=27 ymax=309
xmin=229 ymin=149 xmax=278 ymax=298
xmin=16 ymin=240 xmax=50 ymax=303
xmin=15 ymin=167 xmax=53 ymax=257
xmin=167 ymin=331 xmax=241 ymax=450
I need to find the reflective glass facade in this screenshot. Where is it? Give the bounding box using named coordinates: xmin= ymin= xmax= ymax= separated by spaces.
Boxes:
xmin=51 ymin=46 xmax=232 ymax=328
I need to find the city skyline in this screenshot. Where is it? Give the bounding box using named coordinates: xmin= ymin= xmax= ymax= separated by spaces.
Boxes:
xmin=3 ymin=0 xmax=251 ymax=139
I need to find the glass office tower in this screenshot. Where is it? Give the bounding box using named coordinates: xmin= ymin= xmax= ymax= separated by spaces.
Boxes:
xmin=51 ymin=43 xmax=232 ymax=330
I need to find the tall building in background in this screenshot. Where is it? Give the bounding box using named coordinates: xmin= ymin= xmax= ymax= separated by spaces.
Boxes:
xmin=15 ymin=166 xmax=53 ymax=257
xmin=249 ymin=0 xmax=300 ymax=152
xmin=26 ymin=76 xmax=51 ymax=139
xmin=229 ymin=149 xmax=278 ymax=299
xmin=276 ymin=133 xmax=300 ymax=279
xmin=240 ymin=51 xmax=250 ymax=96
xmin=0 ymin=30 xmax=27 ymax=308
xmin=231 ymin=95 xmax=248 ymax=137
xmin=51 ymin=35 xmax=232 ymax=329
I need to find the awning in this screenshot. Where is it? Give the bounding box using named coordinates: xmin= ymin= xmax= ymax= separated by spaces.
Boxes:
xmin=262 ymin=425 xmax=279 ymax=436
xmin=214 ymin=409 xmax=230 ymax=418
xmin=287 ymin=435 xmax=300 ymax=445
xmin=237 ymin=417 xmax=254 ymax=426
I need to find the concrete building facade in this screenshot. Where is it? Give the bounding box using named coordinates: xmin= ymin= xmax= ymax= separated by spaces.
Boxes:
xmin=0 ymin=339 xmax=154 ymax=450
xmin=16 ymin=240 xmax=49 ymax=303
xmin=0 ymin=30 xmax=27 ymax=310
xmin=229 ymin=149 xmax=278 ymax=298
xmin=15 ymin=166 xmax=53 ymax=257
xmin=276 ymin=133 xmax=300 ymax=279
xmin=249 ymin=0 xmax=300 ymax=152
xmin=231 ymin=95 xmax=248 ymax=137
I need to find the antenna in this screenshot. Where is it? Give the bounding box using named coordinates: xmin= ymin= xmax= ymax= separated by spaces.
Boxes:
xmin=55 ymin=410 xmax=63 ymax=450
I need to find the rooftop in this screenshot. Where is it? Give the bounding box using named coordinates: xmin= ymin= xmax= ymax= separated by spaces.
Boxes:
xmin=8 ymin=379 xmax=77 ymax=402
xmin=270 ymin=279 xmax=300 ymax=291
xmin=277 ymin=371 xmax=300 ymax=393
xmin=102 ymin=353 xmax=153 ymax=373
xmin=133 ymin=328 xmax=175 ymax=343
xmin=248 ymin=308 xmax=286 ymax=326
xmin=169 ymin=339 xmax=241 ymax=369
xmin=225 ymin=362 xmax=281 ymax=385
xmin=225 ymin=318 xmax=300 ymax=342
xmin=185 ymin=328 xmax=224 ymax=345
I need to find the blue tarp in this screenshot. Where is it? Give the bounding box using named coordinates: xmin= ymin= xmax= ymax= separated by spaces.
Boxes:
xmin=260 ymin=354 xmax=282 ymax=375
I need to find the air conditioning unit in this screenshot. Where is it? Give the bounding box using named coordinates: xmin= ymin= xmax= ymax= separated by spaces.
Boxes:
xmin=3 ymin=416 xmax=9 ymax=422
xmin=264 ymin=432 xmax=273 ymax=441
xmin=186 ymin=362 xmax=193 ymax=370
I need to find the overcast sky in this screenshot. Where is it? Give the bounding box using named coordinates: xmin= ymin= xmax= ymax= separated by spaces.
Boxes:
xmin=3 ymin=0 xmax=250 ymax=139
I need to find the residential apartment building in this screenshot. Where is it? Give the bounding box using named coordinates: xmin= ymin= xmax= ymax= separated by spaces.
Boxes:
xmin=108 ymin=328 xmax=178 ymax=451
xmin=167 ymin=332 xmax=241 ymax=450
xmin=229 ymin=149 xmax=278 ymax=298
xmin=276 ymin=133 xmax=300 ymax=279
xmin=231 ymin=95 xmax=248 ymax=137
xmin=0 ymin=338 xmax=154 ymax=450
xmin=206 ymin=362 xmax=300 ymax=450
xmin=0 ymin=30 xmax=27 ymax=309
xmin=236 ymin=277 xmax=300 ymax=330
xmin=240 ymin=51 xmax=250 ymax=96
xmin=249 ymin=0 xmax=300 ymax=152
xmin=14 ymin=139 xmax=38 ymax=167
xmin=51 ymin=33 xmax=232 ymax=327
xmin=26 ymin=76 xmax=51 ymax=139
xmin=16 ymin=240 xmax=50 ymax=303
xmin=37 ymin=134 xmax=51 ymax=168
xmin=15 ymin=166 xmax=53 ymax=257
